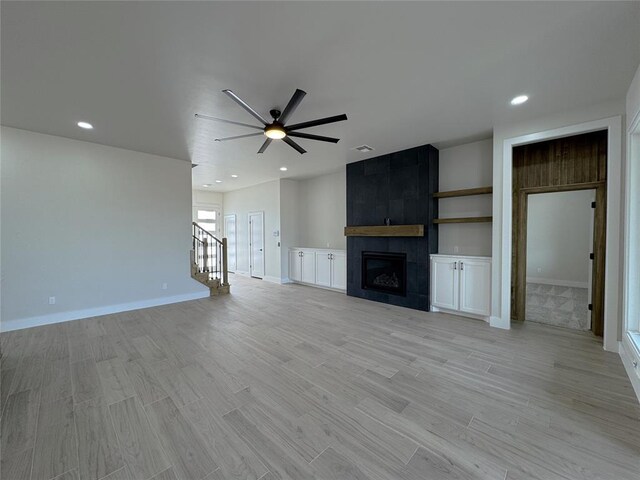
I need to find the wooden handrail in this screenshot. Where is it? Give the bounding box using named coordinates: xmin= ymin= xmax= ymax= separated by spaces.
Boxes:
xmin=192 ymin=222 xmax=223 ymax=245
xmin=192 ymin=222 xmax=229 ymax=287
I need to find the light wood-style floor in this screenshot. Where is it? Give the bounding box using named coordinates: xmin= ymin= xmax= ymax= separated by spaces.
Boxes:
xmin=1 ymin=275 xmax=639 ymax=480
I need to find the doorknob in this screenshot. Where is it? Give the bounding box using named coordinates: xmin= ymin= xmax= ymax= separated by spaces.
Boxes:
xmin=259 ymin=249 xmax=263 ymax=252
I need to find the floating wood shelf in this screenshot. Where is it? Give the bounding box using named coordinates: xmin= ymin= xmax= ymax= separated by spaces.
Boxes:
xmin=344 ymin=225 xmax=424 ymax=237
xmin=433 ymin=216 xmax=492 ymax=224
xmin=433 ymin=186 xmax=493 ymax=198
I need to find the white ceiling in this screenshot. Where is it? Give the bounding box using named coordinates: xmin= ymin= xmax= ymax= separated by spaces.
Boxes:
xmin=2 ymin=1 xmax=639 ymax=192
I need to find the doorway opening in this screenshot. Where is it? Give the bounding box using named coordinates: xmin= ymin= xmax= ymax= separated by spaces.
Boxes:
xmin=511 ymin=130 xmax=607 ymax=338
xmin=525 ymin=190 xmax=595 ymax=331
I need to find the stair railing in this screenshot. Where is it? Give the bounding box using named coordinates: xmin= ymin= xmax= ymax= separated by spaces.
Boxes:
xmin=192 ymin=222 xmax=229 ymax=286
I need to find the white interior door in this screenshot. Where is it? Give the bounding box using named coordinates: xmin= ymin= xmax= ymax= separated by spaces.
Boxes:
xmin=431 ymin=257 xmax=459 ymax=310
xmin=248 ymin=212 xmax=265 ymax=278
xmin=224 ymin=214 xmax=237 ymax=273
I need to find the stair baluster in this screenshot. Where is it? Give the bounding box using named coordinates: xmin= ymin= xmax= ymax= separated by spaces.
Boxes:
xmin=191 ymin=222 xmax=230 ymax=295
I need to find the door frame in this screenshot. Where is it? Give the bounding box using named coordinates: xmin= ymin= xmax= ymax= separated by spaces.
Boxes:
xmin=497 ymin=116 xmax=622 ymax=352
xmin=223 ymin=214 xmax=237 ymax=273
xmin=248 ymin=211 xmax=265 ymax=279
xmin=515 ymin=184 xmax=605 ymax=335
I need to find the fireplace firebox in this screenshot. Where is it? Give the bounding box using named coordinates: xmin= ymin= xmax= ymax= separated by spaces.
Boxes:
xmin=361 ymin=251 xmax=407 ymax=296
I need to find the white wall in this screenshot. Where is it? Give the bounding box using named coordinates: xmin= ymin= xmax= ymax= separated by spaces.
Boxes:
xmin=620 ymin=64 xmax=640 ymax=400
xmin=438 ymin=139 xmax=492 ymax=256
xmin=491 ymin=99 xmax=625 ymax=348
xmin=1 ymin=127 xmax=207 ymax=331
xmin=193 ymin=189 xmax=223 ymax=209
xmin=526 ymin=190 xmax=594 ymax=287
xmin=222 ymin=180 xmax=281 ymax=281
xmin=624 ymin=65 xmax=640 ymax=333
xmin=297 ymin=170 xmax=346 ymax=250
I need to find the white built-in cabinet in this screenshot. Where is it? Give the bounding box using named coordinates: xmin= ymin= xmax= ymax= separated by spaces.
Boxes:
xmin=430 ymin=254 xmax=491 ymax=320
xmin=289 ymin=248 xmax=346 ymax=291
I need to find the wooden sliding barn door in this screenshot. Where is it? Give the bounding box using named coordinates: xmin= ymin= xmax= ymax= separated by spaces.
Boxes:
xmin=511 ymin=130 xmax=607 ymax=336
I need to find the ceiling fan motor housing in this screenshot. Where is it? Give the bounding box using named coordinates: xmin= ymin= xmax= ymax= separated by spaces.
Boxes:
xmin=270 ymin=109 xmax=281 ymax=120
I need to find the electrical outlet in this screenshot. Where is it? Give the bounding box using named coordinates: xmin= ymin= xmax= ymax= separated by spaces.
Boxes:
xmin=454 ymin=246 xmax=459 ymax=253
xmin=537 ymin=268 xmax=542 ymax=273
xmin=48 ymin=296 xmax=56 ymax=305
xmin=161 ymin=283 xmax=168 ymax=290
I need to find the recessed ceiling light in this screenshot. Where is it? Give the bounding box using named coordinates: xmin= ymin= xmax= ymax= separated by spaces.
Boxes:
xmin=231 ymin=174 xmax=238 ymax=178
xmin=202 ymin=184 xmax=211 ymax=187
xmin=77 ymin=121 xmax=93 ymax=129
xmin=215 ymin=180 xmax=222 ymax=183
xmin=510 ymin=95 xmax=529 ymax=106
xmin=280 ymin=167 xmax=288 ymax=171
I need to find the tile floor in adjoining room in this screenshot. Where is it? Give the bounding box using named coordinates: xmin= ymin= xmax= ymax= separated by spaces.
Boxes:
xmin=526 ymin=282 xmax=590 ymax=331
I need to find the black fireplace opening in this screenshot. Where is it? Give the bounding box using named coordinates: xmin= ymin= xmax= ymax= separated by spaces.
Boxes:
xmin=361 ymin=251 xmax=407 ymax=296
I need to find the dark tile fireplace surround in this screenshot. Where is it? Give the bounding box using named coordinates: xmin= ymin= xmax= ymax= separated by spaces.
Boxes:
xmin=346 ymin=144 xmax=439 ymax=311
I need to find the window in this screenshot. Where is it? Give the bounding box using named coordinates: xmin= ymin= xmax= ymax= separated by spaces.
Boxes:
xmin=624 ymin=116 xmax=640 ymax=357
xmin=193 ymin=206 xmax=220 ymax=236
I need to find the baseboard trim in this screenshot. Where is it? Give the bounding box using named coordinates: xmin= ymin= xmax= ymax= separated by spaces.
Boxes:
xmin=526 ymin=277 xmax=589 ymax=289
xmin=620 ymin=337 xmax=640 ymax=403
xmin=489 ymin=315 xmax=510 ymax=330
xmin=263 ymin=275 xmax=284 ymax=285
xmin=1 ymin=291 xmax=211 ymax=332
xmin=431 ymin=306 xmax=489 ymax=322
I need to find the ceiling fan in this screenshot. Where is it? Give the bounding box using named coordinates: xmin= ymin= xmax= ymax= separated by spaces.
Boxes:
xmin=195 ymin=89 xmax=347 ymax=154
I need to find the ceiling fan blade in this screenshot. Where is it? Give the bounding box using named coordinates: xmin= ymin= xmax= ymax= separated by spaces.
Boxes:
xmin=285 ymin=114 xmax=348 ymax=131
xmin=223 ymin=89 xmax=269 ymax=125
xmin=283 ymin=137 xmax=307 ymax=154
xmin=214 ymin=132 xmax=263 ymax=142
xmin=195 ymin=113 xmax=263 ymax=130
xmin=278 ymin=89 xmax=306 ymax=124
xmin=287 ymin=132 xmax=339 ymax=143
xmin=257 ymin=138 xmax=272 ymax=154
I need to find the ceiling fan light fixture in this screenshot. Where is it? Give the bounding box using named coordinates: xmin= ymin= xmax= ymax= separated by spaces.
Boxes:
xmin=264 ymin=125 xmax=286 ymax=140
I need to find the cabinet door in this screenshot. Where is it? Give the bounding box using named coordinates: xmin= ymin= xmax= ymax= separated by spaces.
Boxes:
xmin=289 ymin=250 xmax=301 ymax=282
xmin=301 ymin=250 xmax=316 ymax=284
xmin=330 ymin=252 xmax=347 ymax=290
xmin=431 ymin=257 xmax=459 ymax=310
xmin=459 ymin=259 xmax=491 ymax=316
xmin=315 ymin=253 xmax=332 ymax=287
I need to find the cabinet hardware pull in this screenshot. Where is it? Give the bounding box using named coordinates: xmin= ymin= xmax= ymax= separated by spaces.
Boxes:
xmin=460 ymin=262 xmax=464 ymax=270
xmin=328 ymin=253 xmax=331 ymax=259
xmin=454 ymin=261 xmax=457 ymax=270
